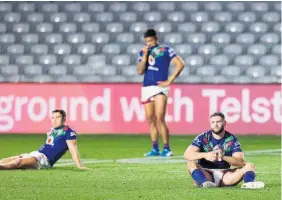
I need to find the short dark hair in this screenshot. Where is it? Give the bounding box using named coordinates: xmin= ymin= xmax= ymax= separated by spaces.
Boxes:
xmin=210 ymin=112 xmax=225 ymax=120
xmin=52 ymin=109 xmax=66 ymax=120
xmin=144 ymin=29 xmax=157 ymax=38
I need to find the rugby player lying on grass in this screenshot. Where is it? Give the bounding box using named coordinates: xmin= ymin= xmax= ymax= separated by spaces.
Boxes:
xmin=0 ymin=109 xmax=88 ymax=170
xmin=184 ymin=112 xmax=264 ymax=189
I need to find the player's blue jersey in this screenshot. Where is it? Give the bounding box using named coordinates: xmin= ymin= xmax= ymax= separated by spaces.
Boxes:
xmin=191 ymin=130 xmax=242 ymax=169
xmin=38 ymin=125 xmax=77 ymax=167
xmin=138 ymin=44 xmax=177 ymax=86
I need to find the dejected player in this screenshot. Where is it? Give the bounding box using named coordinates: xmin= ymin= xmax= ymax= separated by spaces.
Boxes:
xmin=137 ymin=29 xmax=184 ymax=157
xmin=0 ymin=109 xmax=88 ymax=170
xmin=184 ymin=112 xmax=264 ymax=189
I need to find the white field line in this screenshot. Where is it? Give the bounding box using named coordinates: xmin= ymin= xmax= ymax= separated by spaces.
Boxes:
xmin=55 ymin=149 xmax=281 ymax=167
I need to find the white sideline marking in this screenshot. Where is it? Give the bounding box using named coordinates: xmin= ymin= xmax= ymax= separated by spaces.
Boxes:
xmin=55 ymin=149 xmax=281 ymax=167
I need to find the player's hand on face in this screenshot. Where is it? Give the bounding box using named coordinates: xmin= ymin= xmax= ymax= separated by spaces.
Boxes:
xmin=157 ymin=80 xmax=171 ymax=88
xmin=205 ymin=151 xmax=217 ymax=162
xmin=142 ymin=46 xmax=149 ymax=55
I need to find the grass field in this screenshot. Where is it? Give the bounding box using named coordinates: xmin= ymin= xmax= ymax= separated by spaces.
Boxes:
xmin=0 ymin=134 xmax=281 ymax=200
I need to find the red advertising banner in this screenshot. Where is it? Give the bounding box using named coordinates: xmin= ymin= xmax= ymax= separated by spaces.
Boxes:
xmin=0 ymin=84 xmax=280 ymax=135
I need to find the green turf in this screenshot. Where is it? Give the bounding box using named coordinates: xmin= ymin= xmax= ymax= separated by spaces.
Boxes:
xmin=0 ymin=134 xmax=281 ymax=200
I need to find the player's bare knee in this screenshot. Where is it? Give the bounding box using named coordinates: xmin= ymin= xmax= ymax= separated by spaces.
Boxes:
xmin=244 ymin=162 xmax=255 ymax=172
xmin=187 ymin=161 xmax=197 ymax=170
xmin=146 ymin=115 xmax=155 ymax=124
xmin=155 ymin=114 xmax=165 ymax=124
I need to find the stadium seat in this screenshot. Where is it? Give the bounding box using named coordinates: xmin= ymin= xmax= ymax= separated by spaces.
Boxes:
xmin=249 ymin=23 xmax=268 ymax=34
xmin=132 ymin=2 xmax=151 ymax=12
xmin=50 ymin=13 xmax=67 ymax=23
xmin=60 ymin=23 xmax=77 ymax=33
xmin=174 ymin=44 xmax=193 ymax=55
xmin=223 ymin=44 xmax=243 ymax=55
xmin=112 ymin=55 xmax=131 ymax=66
xmin=236 ymin=33 xmax=255 ymax=44
xmin=273 ymin=23 xmax=281 ymax=33
xmin=225 ymin=22 xmax=244 ymax=33
xmin=201 ymin=75 xmax=228 ymax=84
xmin=95 ymin=65 xmax=117 ymax=76
xmin=0 ymin=34 xmax=15 ymax=44
xmin=260 ymin=33 xmax=280 ymax=44
xmin=53 ymin=44 xmax=72 ymax=55
xmin=64 ymin=3 xmax=82 ymax=12
xmin=91 ymin=33 xmax=110 ymax=44
xmin=106 ymin=23 xmax=124 ymax=33
xmin=31 ymin=44 xmax=49 ymax=54
xmin=72 ymin=65 xmax=93 ymax=75
xmin=102 ymin=44 xmax=121 ymax=54
xmin=82 ymin=23 xmax=100 ymax=33
xmin=234 ymin=55 xmax=255 ymax=66
xmin=130 ymin=22 xmax=148 ymax=32
xmin=31 ymin=75 xmax=53 ymax=83
xmin=0 ymin=23 xmax=7 ymax=33
xmin=67 ymin=33 xmax=86 ymax=44
xmin=246 ymin=66 xmax=267 ymax=78
xmin=63 ymin=55 xmax=81 ymax=65
xmin=1 ymin=65 xmax=19 ymax=75
xmin=39 ymin=55 xmax=57 ymax=65
xmin=247 ymin=44 xmax=267 ymax=56
xmin=48 ymin=65 xmax=68 ymax=75
xmin=227 ymin=2 xmax=245 ymax=12
xmin=178 ymin=23 xmax=197 ymax=33
xmin=45 ymin=34 xmax=63 ymax=44
xmin=212 ymin=33 xmax=231 ymax=44
xmin=18 ymin=3 xmax=35 ymax=12
xmin=272 ymin=44 xmax=281 ymax=55
xmin=259 ymin=55 xmax=279 ymax=66
xmin=109 ymin=2 xmax=127 ymax=12
xmin=204 ymin=2 xmax=222 ymax=11
xmin=15 ymin=55 xmax=34 ymax=65
xmin=184 ymin=55 xmax=204 ymax=67
xmin=191 ymin=12 xmax=209 ymax=22
xmin=116 ymin=33 xmax=135 ymax=43
xmin=13 ymin=23 xmax=30 ymax=33
xmin=198 ymin=44 xmax=217 ymax=55
xmin=251 ymin=2 xmax=269 ymax=12
xmin=36 ymin=23 xmax=53 ymax=33
xmin=157 ymin=2 xmax=175 ymax=11
xmin=238 ymin=12 xmax=257 ymax=22
xmin=220 ymin=66 xmax=242 ymax=77
xmin=96 ymin=12 xmax=114 ymax=22
xmin=24 ymin=65 xmax=43 ymax=75
xmin=41 ymin=3 xmax=59 ymax=12
xmin=164 ymin=33 xmax=183 ymax=44
xmin=87 ymin=55 xmax=106 ymax=67
xmin=126 ymin=44 xmax=143 ymax=55
xmin=74 ymin=13 xmax=90 ymax=23
xmin=167 ymin=12 xmax=185 ymax=22
xmin=88 ymin=2 xmax=105 ymax=12
xmin=187 ymin=33 xmax=206 ymax=44
xmin=77 ymin=44 xmax=96 ymax=55
xmin=4 ymin=13 xmax=21 ymax=23
xmin=262 ymin=12 xmax=280 ymax=23
xmin=0 ymin=3 xmax=12 ymax=12
xmin=7 ymin=44 xmax=25 ymax=54
xmin=209 ymin=55 xmax=230 ymax=66
xmin=56 ymin=75 xmax=78 ymax=83
xmin=270 ymin=66 xmax=281 ymax=77
xmin=144 ymin=12 xmax=162 ymax=22
xmin=201 ymin=22 xmax=220 ymax=33
xmin=119 ymin=12 xmax=137 ymax=22
xmin=0 ymin=55 xmax=10 ymax=65
xmin=27 ymin=13 xmax=44 ymax=23
xmin=154 ymin=22 xmax=172 ymax=33
xmin=121 ymin=66 xmax=138 ymax=76
xmin=181 ymin=2 xmax=198 ymax=11
xmin=78 ymin=75 xmax=102 ymax=83
xmin=213 ymin=12 xmax=232 ymax=22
